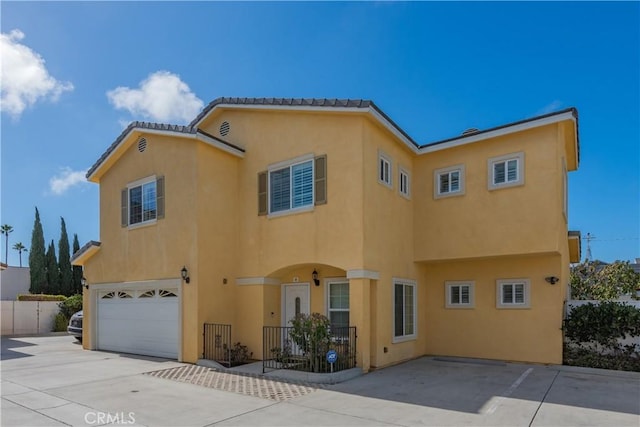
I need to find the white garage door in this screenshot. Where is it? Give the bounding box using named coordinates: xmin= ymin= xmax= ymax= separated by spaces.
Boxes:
xmin=97 ymin=284 xmax=179 ymax=359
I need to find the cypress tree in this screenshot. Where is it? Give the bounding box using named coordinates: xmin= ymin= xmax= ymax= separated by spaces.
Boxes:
xmin=72 ymin=234 xmax=83 ymax=295
xmin=58 ymin=217 xmax=72 ymax=296
xmin=46 ymin=240 xmax=59 ymax=295
xmin=28 ymin=207 xmax=47 ymax=293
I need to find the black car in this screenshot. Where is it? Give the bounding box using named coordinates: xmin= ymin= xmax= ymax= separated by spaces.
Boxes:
xmin=67 ymin=310 xmax=83 ymax=342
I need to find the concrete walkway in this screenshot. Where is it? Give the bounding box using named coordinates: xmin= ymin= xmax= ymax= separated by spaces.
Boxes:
xmin=2 ymin=335 xmax=639 ymax=426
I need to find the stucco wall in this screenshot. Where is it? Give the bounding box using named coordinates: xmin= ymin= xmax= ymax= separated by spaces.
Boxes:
xmin=1 ymin=267 xmax=30 ymax=300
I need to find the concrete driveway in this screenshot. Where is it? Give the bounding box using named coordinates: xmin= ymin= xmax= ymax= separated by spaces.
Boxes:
xmin=1 ymin=335 xmax=638 ymax=426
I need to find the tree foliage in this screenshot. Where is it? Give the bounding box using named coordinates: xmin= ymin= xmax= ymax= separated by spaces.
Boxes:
xmin=46 ymin=240 xmax=59 ymax=295
xmin=72 ymin=234 xmax=83 ymax=295
xmin=58 ymin=217 xmax=73 ymax=296
xmin=12 ymin=242 xmax=27 ymax=267
xmin=29 ymin=208 xmax=47 ymax=293
xmin=1 ymin=224 xmax=13 ymax=265
xmin=570 ymin=260 xmax=640 ymax=300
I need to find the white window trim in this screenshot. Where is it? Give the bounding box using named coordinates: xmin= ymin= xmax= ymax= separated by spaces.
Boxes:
xmin=127 ymin=175 xmax=157 ymax=229
xmin=378 ymin=150 xmax=393 ymax=188
xmin=445 ymin=281 xmax=475 ymax=309
xmin=392 ymin=278 xmax=417 ymax=343
xmin=434 ymin=164 xmax=465 ymax=199
xmin=488 ymin=152 xmax=525 ymax=190
xmin=496 ymin=278 xmax=531 ymax=309
xmin=398 ymin=166 xmax=411 ymax=199
xmin=325 ymin=278 xmax=349 ymax=328
xmin=267 ymin=153 xmax=315 ymax=217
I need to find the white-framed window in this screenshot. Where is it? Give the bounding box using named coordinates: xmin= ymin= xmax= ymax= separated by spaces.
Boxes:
xmin=269 ymin=156 xmax=314 ymax=214
xmin=393 ymin=278 xmax=417 ymax=342
xmin=399 ymin=167 xmax=410 ymax=198
xmin=434 ymin=165 xmax=465 ymax=199
xmin=122 ymin=175 xmax=164 ymax=228
xmin=496 ymin=279 xmax=531 ymax=309
xmin=445 ymin=281 xmax=475 ymax=309
xmin=326 ymin=280 xmax=349 ymax=329
xmin=378 ymin=151 xmax=392 ymax=188
xmin=488 ymin=152 xmax=525 ymax=190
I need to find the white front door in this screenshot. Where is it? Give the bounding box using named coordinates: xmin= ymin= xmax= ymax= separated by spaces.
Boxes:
xmin=283 ymin=283 xmax=310 ymax=327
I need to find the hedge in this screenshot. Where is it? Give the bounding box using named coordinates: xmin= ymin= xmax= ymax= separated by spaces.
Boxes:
xmin=17 ymin=294 xmax=67 ymax=302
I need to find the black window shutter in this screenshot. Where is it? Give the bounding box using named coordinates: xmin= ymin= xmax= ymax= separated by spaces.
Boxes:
xmin=314 ymin=155 xmax=327 ymax=205
xmin=258 ymin=171 xmax=267 ymax=215
xmin=156 ymin=176 xmax=165 ymax=219
xmin=121 ymin=189 xmax=128 ymax=227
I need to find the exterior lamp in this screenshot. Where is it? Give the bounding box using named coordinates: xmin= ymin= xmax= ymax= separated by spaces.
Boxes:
xmin=545 ymin=276 xmax=559 ymax=285
xmin=181 ymin=266 xmax=190 ymax=284
xmin=82 ymin=277 xmax=88 ymax=289
xmin=312 ymin=269 xmax=320 ymax=287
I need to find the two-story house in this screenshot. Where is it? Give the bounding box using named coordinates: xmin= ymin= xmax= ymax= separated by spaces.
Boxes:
xmin=72 ymin=98 xmax=580 ymax=371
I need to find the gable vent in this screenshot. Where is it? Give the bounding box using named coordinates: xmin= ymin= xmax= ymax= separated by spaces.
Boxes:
xmin=462 ymin=128 xmax=479 ymax=136
xmin=219 ymin=121 xmax=230 ymax=137
xmin=137 ymin=137 xmax=147 ymax=152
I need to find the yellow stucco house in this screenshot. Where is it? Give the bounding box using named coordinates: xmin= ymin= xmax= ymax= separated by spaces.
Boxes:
xmin=72 ymin=98 xmax=581 ymax=372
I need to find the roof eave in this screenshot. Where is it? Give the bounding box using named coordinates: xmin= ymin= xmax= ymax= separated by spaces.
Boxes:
xmin=70 ymin=240 xmax=101 ymax=266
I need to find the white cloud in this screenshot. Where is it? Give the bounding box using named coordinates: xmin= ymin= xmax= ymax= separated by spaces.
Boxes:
xmin=536 ymin=100 xmax=563 ymax=116
xmin=107 ymin=71 xmax=204 ymax=124
xmin=49 ymin=167 xmax=88 ymax=195
xmin=0 ymin=29 xmax=74 ymax=119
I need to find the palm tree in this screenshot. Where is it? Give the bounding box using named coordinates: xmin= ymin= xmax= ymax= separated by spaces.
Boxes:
xmin=13 ymin=242 xmax=27 ymax=267
xmin=1 ymin=224 xmax=13 ymax=265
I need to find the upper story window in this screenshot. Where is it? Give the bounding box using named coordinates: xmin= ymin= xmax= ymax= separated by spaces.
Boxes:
xmin=399 ymin=167 xmax=410 ymax=198
xmin=393 ymin=278 xmax=417 ymax=342
xmin=378 ymin=151 xmax=392 ymax=188
xmin=445 ymin=281 xmax=475 ymax=308
xmin=121 ymin=176 xmax=165 ymax=228
xmin=258 ymin=154 xmax=327 ymax=216
xmin=270 ymin=159 xmax=313 ymax=213
xmin=496 ymin=278 xmax=531 ymax=309
xmin=488 ymin=152 xmax=524 ymax=190
xmin=434 ymin=165 xmax=465 ymax=199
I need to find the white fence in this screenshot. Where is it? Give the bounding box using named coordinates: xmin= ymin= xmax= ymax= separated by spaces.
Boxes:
xmin=0 ymin=301 xmax=61 ymax=335
xmin=565 ymin=299 xmax=640 ymax=351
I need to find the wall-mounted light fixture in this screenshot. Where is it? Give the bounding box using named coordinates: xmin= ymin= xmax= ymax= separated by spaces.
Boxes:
xmin=82 ymin=277 xmax=88 ymax=289
xmin=181 ymin=266 xmax=190 ymax=284
xmin=312 ymin=269 xmax=320 ymax=287
xmin=545 ymin=276 xmax=559 ymax=285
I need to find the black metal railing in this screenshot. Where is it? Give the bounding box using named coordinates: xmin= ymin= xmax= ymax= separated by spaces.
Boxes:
xmin=263 ymin=326 xmax=356 ymax=374
xmin=203 ymin=323 xmax=232 ymax=367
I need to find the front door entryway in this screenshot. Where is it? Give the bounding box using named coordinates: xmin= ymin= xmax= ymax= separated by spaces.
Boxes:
xmin=282 ymin=283 xmax=310 ymax=327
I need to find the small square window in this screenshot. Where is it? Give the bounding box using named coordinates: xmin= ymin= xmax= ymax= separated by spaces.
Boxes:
xmin=496 ymin=279 xmax=531 ymax=309
xmin=445 ymin=281 xmax=475 ymax=308
xmin=399 ymin=168 xmax=410 ymax=198
xmin=434 ymin=165 xmax=465 ymax=199
xmin=488 ymin=153 xmax=524 ymax=190
xmin=378 ymin=151 xmax=392 ymax=188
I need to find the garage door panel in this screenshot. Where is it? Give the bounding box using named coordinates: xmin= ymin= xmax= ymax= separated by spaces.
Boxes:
xmin=97 ymin=284 xmax=179 ymax=359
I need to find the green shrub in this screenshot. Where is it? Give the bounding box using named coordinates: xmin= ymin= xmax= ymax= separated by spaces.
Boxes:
xmin=564 ymin=302 xmax=640 ymax=371
xmin=289 ymin=313 xmax=331 ymax=373
xmin=53 ymin=313 xmax=69 ymax=332
xmin=58 ymin=294 xmax=83 ymax=318
xmin=17 ymin=294 xmax=66 ymax=302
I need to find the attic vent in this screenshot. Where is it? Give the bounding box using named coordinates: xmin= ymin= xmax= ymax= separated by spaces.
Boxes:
xmin=137 ymin=137 xmax=147 ymax=152
xmin=462 ymin=128 xmax=479 ymax=136
xmin=219 ymin=121 xmax=230 ymax=137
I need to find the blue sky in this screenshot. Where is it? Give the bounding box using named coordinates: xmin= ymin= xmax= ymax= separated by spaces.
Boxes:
xmin=1 ymin=2 xmax=638 ymax=267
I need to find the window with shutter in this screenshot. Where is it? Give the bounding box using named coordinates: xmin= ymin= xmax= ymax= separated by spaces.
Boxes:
xmin=488 ymin=153 xmax=525 ymax=190
xmin=496 ymin=279 xmax=530 ymax=309
xmin=434 ymin=165 xmax=465 ymax=199
xmin=261 ymin=154 xmax=326 ymax=216
xmin=445 ymin=281 xmax=475 ymax=308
